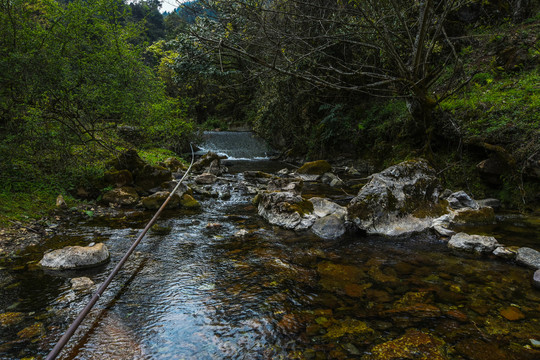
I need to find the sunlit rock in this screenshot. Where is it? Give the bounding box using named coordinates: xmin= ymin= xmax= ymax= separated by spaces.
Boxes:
xmin=309 ymin=197 xmax=347 ymax=219
xmin=40 ymin=243 xmax=110 ymax=270
xmin=448 ymin=232 xmax=499 ymax=254
xmin=195 ymin=173 xmax=217 ymax=184
xmin=347 ymin=159 xmax=442 ymax=237
xmin=516 ymin=247 xmax=540 ymax=269
xmin=70 ymin=277 xmax=94 ymax=291
xmin=257 ymin=191 xmax=316 ymax=230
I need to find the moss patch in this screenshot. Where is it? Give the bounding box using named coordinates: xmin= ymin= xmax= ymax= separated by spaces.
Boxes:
xmin=297 ymin=160 xmax=332 ymax=175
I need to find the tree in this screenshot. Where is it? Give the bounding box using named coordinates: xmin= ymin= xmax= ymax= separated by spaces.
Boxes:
xmin=178 ymin=0 xmax=473 ymax=148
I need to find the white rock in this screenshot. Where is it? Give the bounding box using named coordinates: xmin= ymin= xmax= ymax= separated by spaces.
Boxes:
xmin=448 ymin=233 xmax=499 ymax=254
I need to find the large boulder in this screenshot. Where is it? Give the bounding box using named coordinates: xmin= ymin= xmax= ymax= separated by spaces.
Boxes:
xmin=193 ymin=152 xmax=227 ymax=172
xmin=257 ymin=191 xmax=316 ymax=231
xmin=110 ymin=149 xmax=146 ymax=173
xmin=347 ymin=159 xmax=441 ymax=236
xmin=134 ymin=165 xmax=172 ymax=192
xmin=102 ymin=187 xmax=140 ymax=206
xmin=448 ymin=233 xmax=500 ymax=254
xmin=104 ymin=169 xmax=133 ymax=188
xmin=40 ymin=243 xmax=110 ymax=270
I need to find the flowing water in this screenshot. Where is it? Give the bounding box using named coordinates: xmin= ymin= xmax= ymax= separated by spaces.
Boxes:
xmin=1 ymin=132 xmax=539 ymax=359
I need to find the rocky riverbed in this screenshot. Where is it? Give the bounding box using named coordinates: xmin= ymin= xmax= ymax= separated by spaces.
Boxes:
xmin=1 ymin=150 xmax=539 ymax=359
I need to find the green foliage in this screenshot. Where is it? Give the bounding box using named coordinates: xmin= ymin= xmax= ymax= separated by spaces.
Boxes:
xmin=138 ymin=148 xmax=182 ymax=166
xmin=442 ymin=68 xmax=540 ymax=136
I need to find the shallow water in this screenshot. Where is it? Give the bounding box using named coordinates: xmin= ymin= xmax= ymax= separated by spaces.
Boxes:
xmin=1 ymin=161 xmax=539 ymax=360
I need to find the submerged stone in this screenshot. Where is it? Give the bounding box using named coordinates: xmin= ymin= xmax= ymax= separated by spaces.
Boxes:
xmin=180 ymin=194 xmax=201 ymax=209
xmin=323 ymin=318 xmax=373 ymax=339
xmin=367 ymin=329 xmax=446 ymax=360
xmin=40 ymin=243 xmax=110 ymax=270
xmin=451 ymin=207 xmax=495 ymax=225
xmin=17 ymin=322 xmax=44 ymax=339
xmin=0 ymin=312 xmax=24 ymax=327
xmin=500 ymin=306 xmax=525 ymax=321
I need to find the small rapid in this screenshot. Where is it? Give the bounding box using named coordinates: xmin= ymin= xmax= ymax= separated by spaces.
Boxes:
xmin=196 ymin=131 xmax=275 ymax=160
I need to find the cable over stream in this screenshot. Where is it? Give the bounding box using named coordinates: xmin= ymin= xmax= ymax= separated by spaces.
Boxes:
xmin=45 ymin=145 xmax=195 ymax=360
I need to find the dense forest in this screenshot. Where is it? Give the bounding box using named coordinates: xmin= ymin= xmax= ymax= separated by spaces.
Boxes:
xmin=1 ymin=0 xmax=539 ymax=225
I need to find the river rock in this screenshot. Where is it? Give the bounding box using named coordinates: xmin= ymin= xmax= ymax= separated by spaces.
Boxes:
xmin=267 ymin=178 xmax=303 ymax=193
xmin=477 ymin=198 xmax=501 ymax=210
xmin=533 ymin=270 xmax=540 ymax=289
xmin=102 ymin=187 xmax=140 ymax=206
xmin=134 ymin=164 xmax=172 ymax=192
xmin=195 ymin=173 xmax=218 ymax=184
xmin=448 ymin=232 xmax=500 ymax=254
xmin=492 ymin=246 xmax=517 ymax=259
xmin=163 ymin=157 xmax=186 ymax=172
xmin=104 ymin=169 xmax=133 ymax=188
xmin=431 ymin=214 xmax=455 ymax=237
xmin=70 ymin=277 xmax=95 ymax=291
xmin=515 ymin=247 xmax=540 ymax=269
xmin=257 ymin=191 xmax=316 ymax=230
xmin=320 ymin=172 xmax=344 ymax=187
xmin=347 ymin=159 xmax=441 ymax=236
xmin=141 ymin=191 xmax=181 ymax=210
xmin=297 ymin=160 xmax=332 ymax=175
xmin=56 ymin=195 xmax=68 ymax=209
xmin=180 ymin=194 xmax=201 ymax=209
xmin=309 ymin=197 xmax=347 ymax=219
xmin=40 ymin=243 xmax=110 ymax=270
xmin=193 ymin=152 xmax=226 ymax=172
xmin=450 ymin=206 xmax=495 ymax=225
xmin=446 ymin=191 xmax=479 ymax=210
xmin=311 ymin=215 xmax=346 ymax=239
xmin=110 ymin=149 xmax=146 ymax=173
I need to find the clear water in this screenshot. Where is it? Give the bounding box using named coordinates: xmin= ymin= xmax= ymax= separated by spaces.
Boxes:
xmin=1 ymin=160 xmax=539 ymax=359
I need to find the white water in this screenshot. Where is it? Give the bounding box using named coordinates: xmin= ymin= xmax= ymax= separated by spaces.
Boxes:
xmin=197 ymin=131 xmax=274 ymax=160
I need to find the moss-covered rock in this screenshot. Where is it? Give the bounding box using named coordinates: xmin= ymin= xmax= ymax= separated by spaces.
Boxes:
xmin=180 ymin=194 xmax=201 ymax=209
xmin=102 ymin=187 xmax=140 ymax=206
xmin=141 ymin=191 xmax=181 ymax=210
xmin=348 ymin=159 xmax=441 ymax=237
xmin=297 ymin=160 xmax=332 ymax=175
xmin=451 ymin=206 xmax=495 ymax=225
xmin=104 ymin=169 xmax=133 ymax=188
xmin=134 ymin=165 xmax=173 ymax=192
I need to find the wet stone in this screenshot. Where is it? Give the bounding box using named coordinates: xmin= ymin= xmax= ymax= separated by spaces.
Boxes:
xmin=17 ymin=322 xmax=44 ymax=339
xmin=500 ymin=306 xmax=525 ymax=321
xmin=40 ymin=243 xmax=110 ymax=270
xmin=448 ymin=232 xmax=499 ymax=254
xmin=0 ymin=312 xmax=25 ymax=327
xmin=533 ymin=270 xmax=540 ymax=290
xmin=70 ymin=277 xmax=94 ymax=291
xmin=455 ymin=338 xmax=509 ymax=360
xmin=366 ymin=329 xmax=446 ymax=360
xmin=516 ymin=247 xmax=540 ymax=269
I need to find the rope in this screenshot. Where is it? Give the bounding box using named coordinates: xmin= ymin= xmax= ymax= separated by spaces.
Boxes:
xmin=45 ymin=144 xmax=195 ymax=360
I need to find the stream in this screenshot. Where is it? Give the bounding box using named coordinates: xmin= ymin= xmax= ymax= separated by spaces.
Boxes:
xmin=1 ymin=132 xmax=539 ymax=359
